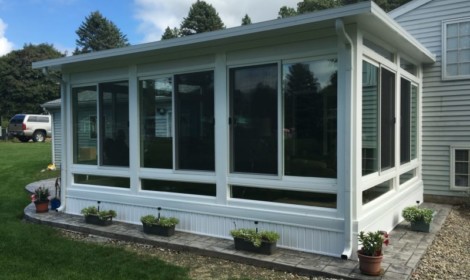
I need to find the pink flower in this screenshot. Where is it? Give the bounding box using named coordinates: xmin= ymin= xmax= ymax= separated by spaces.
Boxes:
xmin=31 ymin=194 xmax=36 ymax=202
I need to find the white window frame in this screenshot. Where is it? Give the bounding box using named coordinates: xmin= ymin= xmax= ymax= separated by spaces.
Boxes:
xmin=450 ymin=145 xmax=470 ymax=191
xmin=442 ymin=18 xmax=470 ymax=80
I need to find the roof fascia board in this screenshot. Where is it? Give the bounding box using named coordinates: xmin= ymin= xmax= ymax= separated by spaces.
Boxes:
xmin=370 ymin=1 xmax=435 ymax=63
xmin=32 ymin=2 xmax=373 ymax=70
xmin=388 ymin=0 xmax=433 ymax=19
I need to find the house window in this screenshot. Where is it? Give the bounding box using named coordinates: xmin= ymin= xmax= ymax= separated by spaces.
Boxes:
xmin=72 ymin=81 xmax=129 ymax=167
xmin=400 ymin=78 xmax=418 ymax=164
xmin=140 ymin=71 xmax=215 ymax=172
xmin=362 ymin=179 xmax=392 ymax=205
xmin=74 ymin=174 xmax=130 ymax=188
xmin=141 ymin=179 xmax=216 ymax=196
xmin=283 ymin=60 xmax=337 ymax=178
xmin=362 ymin=61 xmax=396 ymax=175
xmin=443 ymin=19 xmax=470 ymax=79
xmin=451 ymin=147 xmax=470 ymax=190
xmin=140 ymin=77 xmax=173 ymax=169
xmin=230 ymin=63 xmax=278 ymax=175
xmin=175 ymin=71 xmax=214 ymax=171
xmin=231 ymin=186 xmax=336 ymax=208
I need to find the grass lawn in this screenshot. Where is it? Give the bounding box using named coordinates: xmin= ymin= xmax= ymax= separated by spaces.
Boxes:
xmin=0 ymin=141 xmax=190 ymax=280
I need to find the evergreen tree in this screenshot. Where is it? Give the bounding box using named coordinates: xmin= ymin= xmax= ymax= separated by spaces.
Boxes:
xmin=0 ymin=44 xmax=64 ymax=122
xmin=161 ymin=26 xmax=181 ymax=40
xmin=180 ymin=0 xmax=225 ymax=36
xmin=74 ymin=11 xmax=129 ymax=55
xmin=278 ymin=6 xmax=298 ymax=18
xmin=241 ymin=14 xmax=252 ymax=25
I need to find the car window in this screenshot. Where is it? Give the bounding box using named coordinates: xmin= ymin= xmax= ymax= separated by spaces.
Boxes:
xmin=28 ymin=116 xmax=38 ymax=122
xmin=10 ymin=115 xmax=25 ymax=124
xmin=37 ymin=116 xmax=49 ymax=122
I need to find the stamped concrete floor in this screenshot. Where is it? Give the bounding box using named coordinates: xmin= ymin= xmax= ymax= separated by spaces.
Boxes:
xmin=24 ymin=179 xmax=452 ymax=280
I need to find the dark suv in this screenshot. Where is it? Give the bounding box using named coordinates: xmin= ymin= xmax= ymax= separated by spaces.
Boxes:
xmin=8 ymin=114 xmax=52 ymax=142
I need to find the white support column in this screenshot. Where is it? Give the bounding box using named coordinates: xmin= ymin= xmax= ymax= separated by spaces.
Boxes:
xmin=214 ymin=53 xmax=228 ymax=205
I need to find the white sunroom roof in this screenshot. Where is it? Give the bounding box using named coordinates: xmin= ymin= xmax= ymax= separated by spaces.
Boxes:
xmin=33 ymin=1 xmax=435 ymax=71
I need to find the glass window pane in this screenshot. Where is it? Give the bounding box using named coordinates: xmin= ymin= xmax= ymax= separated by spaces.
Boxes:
xmin=455 ymin=175 xmax=469 ymax=187
xmin=460 ymin=36 xmax=470 ymax=49
xmin=411 ymin=85 xmax=418 ymax=160
xmin=447 ymin=64 xmax=458 ymax=76
xmin=362 ymin=180 xmax=392 ymax=205
xmin=231 ymin=185 xmax=336 ymax=208
xmin=447 ymin=51 xmax=458 ymax=63
xmin=140 ymin=78 xmax=173 ymax=169
xmin=447 ymin=23 xmax=458 ymax=37
xmin=175 ymin=71 xmax=215 ymax=171
xmin=230 ymin=64 xmax=278 ymax=175
xmin=283 ymin=60 xmax=337 ymax=178
xmin=461 ymin=63 xmax=470 ymax=75
xmin=362 ymin=61 xmax=379 ymax=175
xmin=75 ymin=174 xmax=130 ymax=188
xmin=459 ymin=22 xmax=470 ymax=36
xmin=399 ymin=169 xmax=415 ymax=185
xmin=455 ymin=162 xmax=468 ymax=174
xmin=141 ymin=179 xmax=216 ymax=196
xmin=447 ymin=38 xmax=458 ymax=50
xmin=400 ymin=78 xmax=411 ymax=164
xmin=381 ymin=68 xmax=396 ymax=170
xmin=73 ymin=86 xmax=98 ymax=165
xmin=100 ymin=81 xmax=129 ymax=167
xmin=456 ymin=149 xmax=469 ymax=161
xmin=461 ymin=50 xmax=470 ymax=62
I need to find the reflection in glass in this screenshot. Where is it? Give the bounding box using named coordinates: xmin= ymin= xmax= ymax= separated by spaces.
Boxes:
xmin=175 ymin=71 xmax=214 ymax=171
xmin=399 ymin=169 xmax=415 ymax=185
xmin=100 ymin=81 xmax=129 ymax=167
xmin=411 ymin=85 xmax=418 ymax=160
xmin=283 ymin=60 xmax=337 ymax=178
xmin=232 ymin=185 xmax=336 ymax=208
xmin=381 ymin=68 xmax=396 ymax=171
xmin=73 ymin=86 xmax=98 ymax=165
xmin=362 ymin=61 xmax=379 ymax=175
xmin=362 ymin=180 xmax=392 ymax=205
xmin=141 ymin=179 xmax=216 ymax=196
xmin=140 ymin=78 xmax=173 ymax=169
xmin=400 ymin=78 xmax=411 ymax=164
xmin=230 ymin=64 xmax=278 ymax=175
xmin=75 ymin=174 xmax=130 ymax=188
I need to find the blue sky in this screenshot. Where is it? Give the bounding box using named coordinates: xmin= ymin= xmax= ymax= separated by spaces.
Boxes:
xmin=0 ymin=0 xmax=297 ymax=56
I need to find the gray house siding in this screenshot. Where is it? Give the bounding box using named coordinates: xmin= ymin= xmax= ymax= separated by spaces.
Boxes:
xmin=42 ymin=99 xmax=62 ymax=167
xmin=392 ymin=0 xmax=470 ymax=197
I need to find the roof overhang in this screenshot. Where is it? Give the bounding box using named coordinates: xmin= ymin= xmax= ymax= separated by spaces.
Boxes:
xmin=33 ymin=1 xmax=435 ymax=72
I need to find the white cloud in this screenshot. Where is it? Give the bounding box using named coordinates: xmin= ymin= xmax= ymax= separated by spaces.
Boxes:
xmin=134 ymin=0 xmax=297 ymax=43
xmin=0 ymin=18 xmax=14 ymax=56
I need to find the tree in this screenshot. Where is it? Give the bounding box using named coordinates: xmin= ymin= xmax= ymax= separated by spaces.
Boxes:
xmin=74 ymin=11 xmax=129 ymax=55
xmin=0 ymin=44 xmax=64 ymax=123
xmin=161 ymin=26 xmax=181 ymax=40
xmin=278 ymin=6 xmax=298 ymax=18
xmin=180 ymin=0 xmax=225 ymax=36
xmin=241 ymin=14 xmax=252 ymax=25
xmin=277 ymin=0 xmax=412 ymax=17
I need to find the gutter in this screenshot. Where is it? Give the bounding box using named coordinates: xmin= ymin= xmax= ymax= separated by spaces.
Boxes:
xmin=335 ymin=19 xmax=354 ymax=260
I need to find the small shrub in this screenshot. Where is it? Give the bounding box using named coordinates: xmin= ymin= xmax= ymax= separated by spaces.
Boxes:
xmin=402 ymin=206 xmax=434 ymax=224
xmin=140 ymin=215 xmax=179 ymax=227
xmin=81 ymin=206 xmax=117 ymax=220
xmin=230 ymin=228 xmax=280 ymax=247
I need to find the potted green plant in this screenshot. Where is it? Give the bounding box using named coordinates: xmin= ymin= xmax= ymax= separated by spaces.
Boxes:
xmin=230 ymin=222 xmax=280 ymax=255
xmin=31 ymin=186 xmax=50 ymax=213
xmin=81 ymin=201 xmax=116 ymax=226
xmin=402 ymin=205 xmax=434 ymax=232
xmin=140 ymin=215 xmax=179 ymax=237
xmin=357 ymin=230 xmax=389 ymax=276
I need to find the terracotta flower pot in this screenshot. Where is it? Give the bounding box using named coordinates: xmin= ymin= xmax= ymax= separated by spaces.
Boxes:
xmin=357 ymin=251 xmax=383 ymax=276
xmin=34 ymin=200 xmax=49 ymax=213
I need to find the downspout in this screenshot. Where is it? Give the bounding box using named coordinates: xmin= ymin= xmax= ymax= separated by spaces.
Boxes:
xmin=42 ymin=67 xmax=67 ymax=212
xmin=335 ymin=19 xmax=354 ymax=260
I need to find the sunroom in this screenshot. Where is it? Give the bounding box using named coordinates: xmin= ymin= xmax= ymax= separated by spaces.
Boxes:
xmin=34 ymin=2 xmax=435 ymax=258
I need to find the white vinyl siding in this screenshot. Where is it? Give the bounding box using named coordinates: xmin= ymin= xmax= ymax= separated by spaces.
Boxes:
xmin=393 ymin=0 xmax=470 ymax=197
